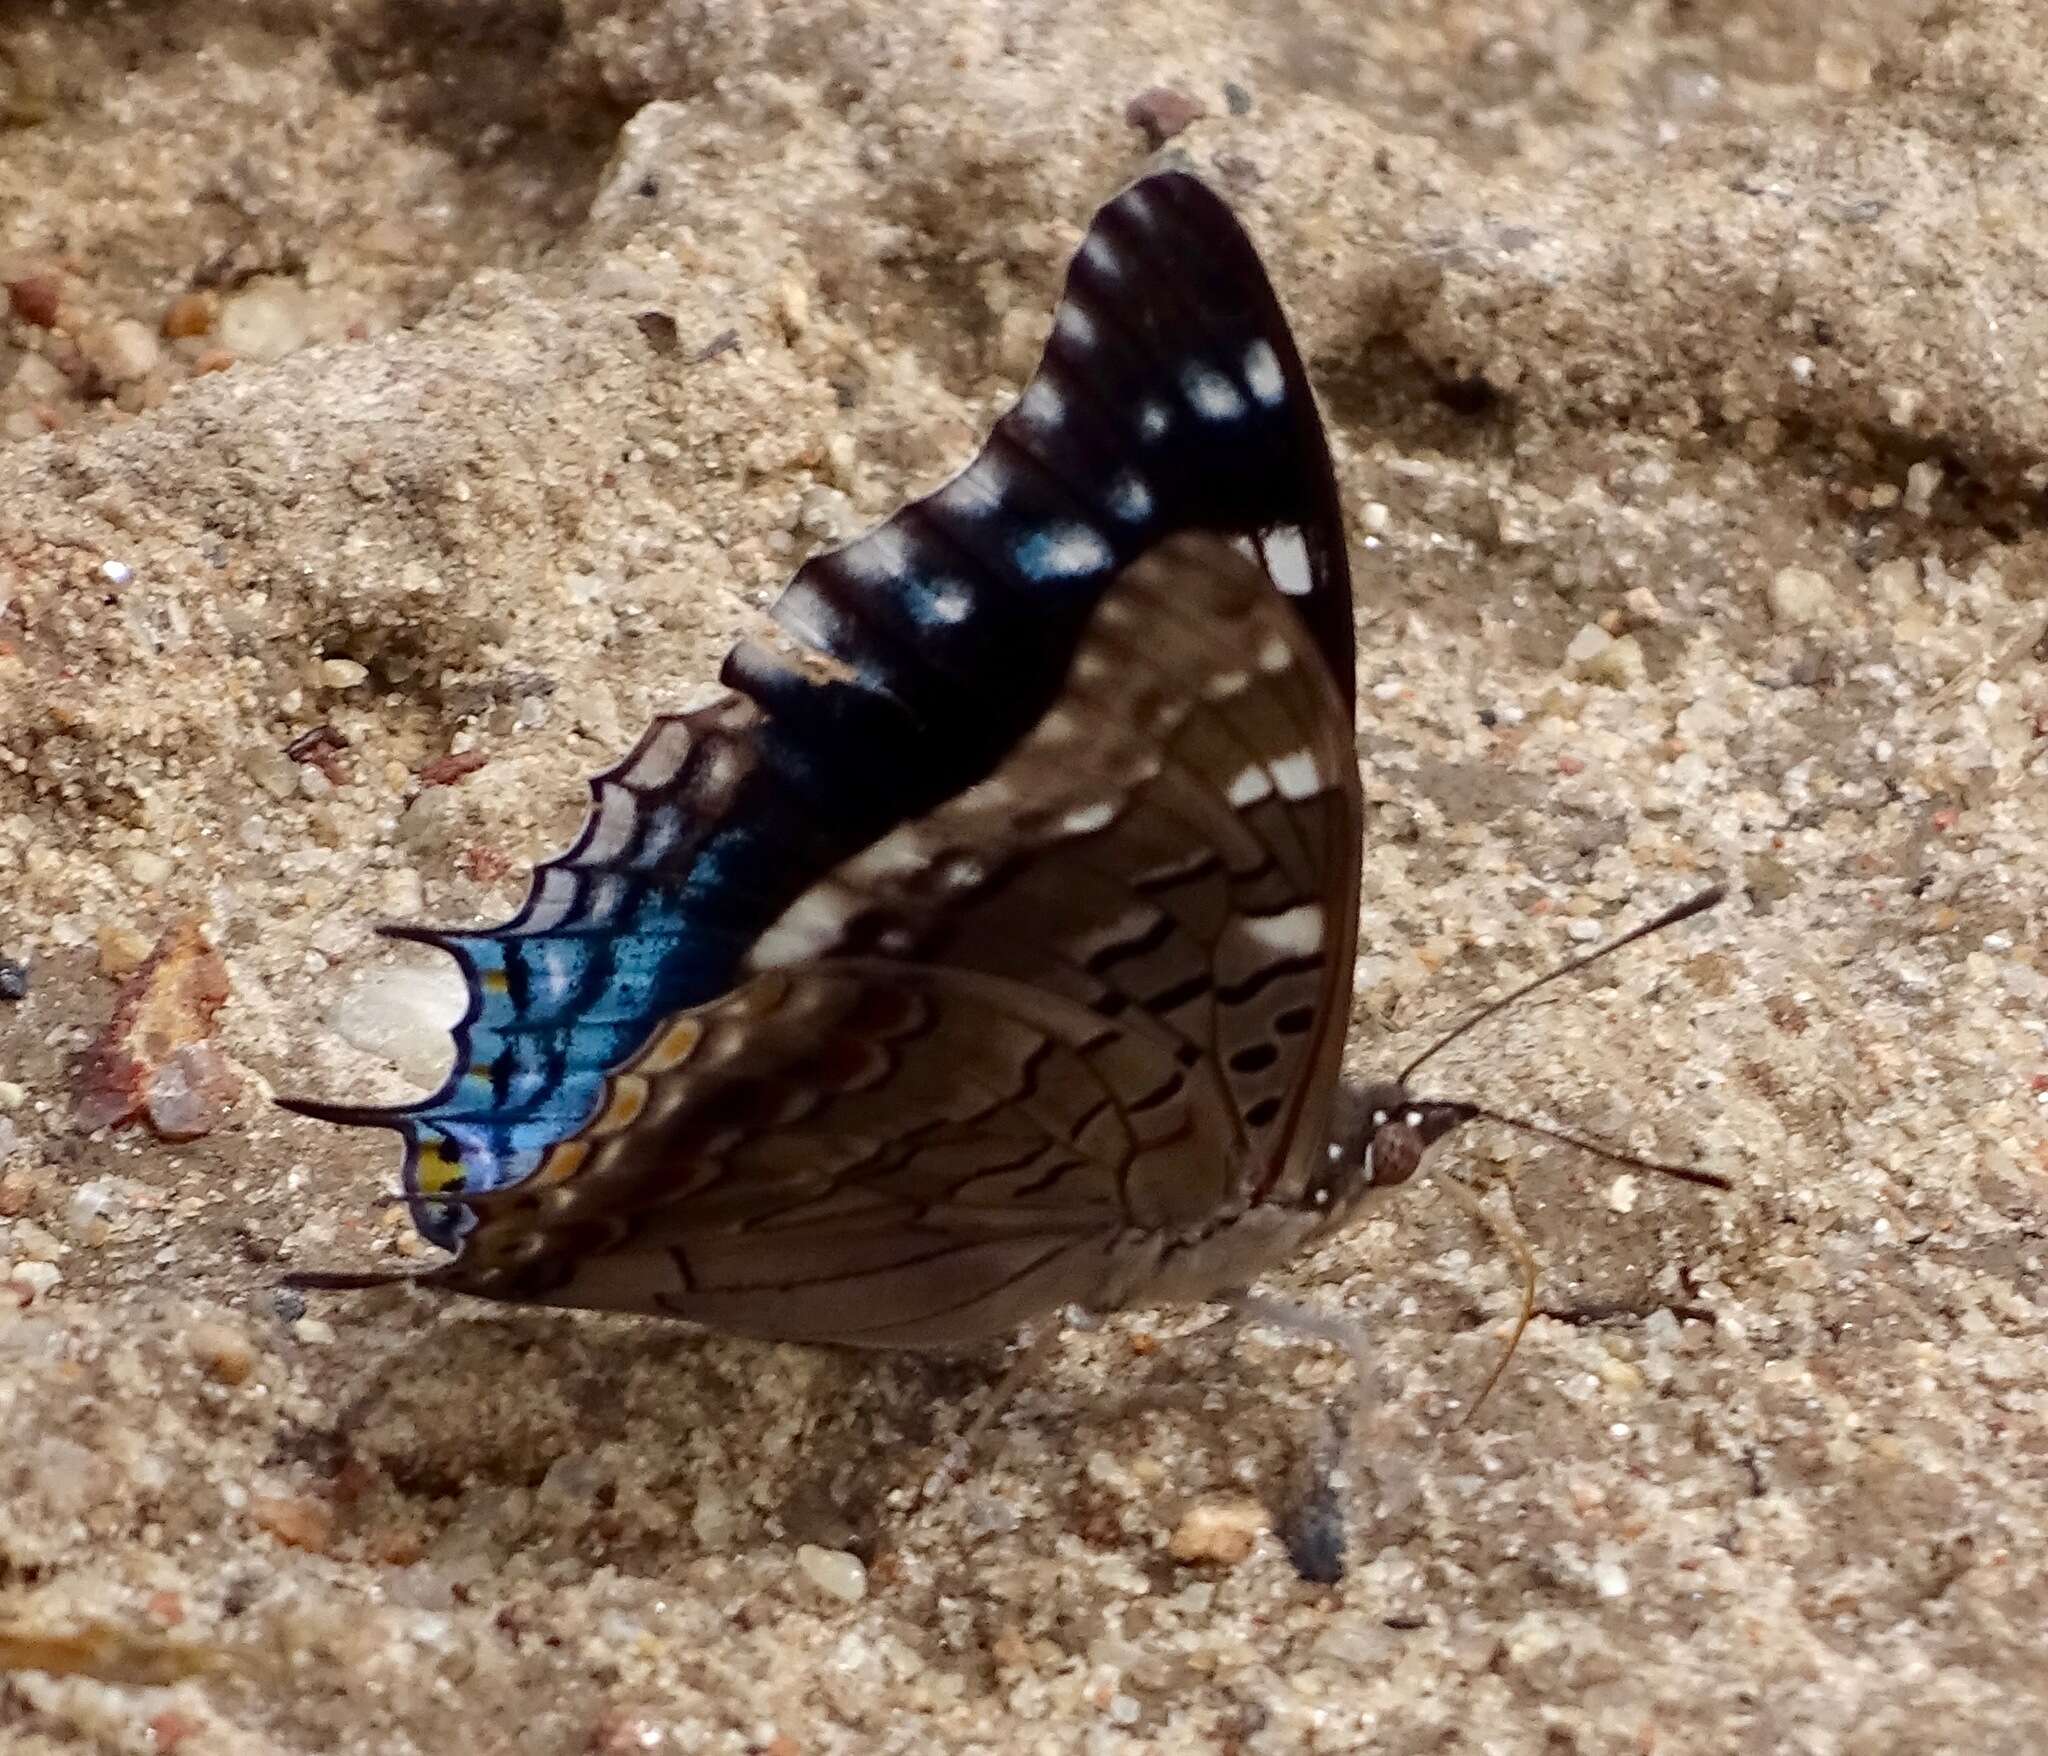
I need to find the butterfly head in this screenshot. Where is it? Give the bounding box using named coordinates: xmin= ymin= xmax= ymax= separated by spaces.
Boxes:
xmin=1349 ymin=1081 xmax=1480 ymax=1191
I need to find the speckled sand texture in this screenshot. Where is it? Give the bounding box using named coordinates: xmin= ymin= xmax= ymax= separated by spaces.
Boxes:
xmin=3 ymin=3 xmax=2046 ymax=1752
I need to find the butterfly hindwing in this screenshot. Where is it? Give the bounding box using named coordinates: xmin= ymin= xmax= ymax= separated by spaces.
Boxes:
xmin=428 ymin=960 xmax=1236 ymax=1345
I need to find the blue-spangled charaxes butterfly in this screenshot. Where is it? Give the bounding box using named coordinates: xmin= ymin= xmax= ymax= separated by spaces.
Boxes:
xmin=283 ymin=170 xmax=1724 ymax=1372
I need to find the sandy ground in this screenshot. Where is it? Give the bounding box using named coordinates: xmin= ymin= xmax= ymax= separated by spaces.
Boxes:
xmin=2 ymin=1 xmax=2045 ymax=1751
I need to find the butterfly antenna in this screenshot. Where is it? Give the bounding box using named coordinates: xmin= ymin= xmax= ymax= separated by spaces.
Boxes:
xmin=1399 ymin=885 xmax=1725 ymax=1087
xmin=1458 ymin=1106 xmax=1730 ymax=1192
xmin=1432 ymin=1174 xmax=1538 ymax=1424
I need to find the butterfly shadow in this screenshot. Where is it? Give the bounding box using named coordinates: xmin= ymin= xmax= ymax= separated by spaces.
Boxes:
xmin=274 ymin=1292 xmax=1053 ymax=1575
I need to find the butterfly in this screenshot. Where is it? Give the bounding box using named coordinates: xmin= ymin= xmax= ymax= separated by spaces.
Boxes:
xmin=283 ymin=170 xmax=1721 ymax=1365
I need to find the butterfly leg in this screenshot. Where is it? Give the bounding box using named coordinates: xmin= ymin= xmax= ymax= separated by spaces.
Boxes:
xmin=956 ymin=1320 xmax=1066 ymax=1455
xmin=1429 ymin=1173 xmax=1540 ymax=1425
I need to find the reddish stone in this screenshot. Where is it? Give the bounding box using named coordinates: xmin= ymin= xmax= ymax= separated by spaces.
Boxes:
xmin=6 ymin=275 xmax=62 ymax=327
xmin=419 ymin=749 xmax=488 ymax=787
xmin=1124 ymin=86 xmax=1207 ymax=148
xmin=72 ymin=917 xmax=238 ymax=1139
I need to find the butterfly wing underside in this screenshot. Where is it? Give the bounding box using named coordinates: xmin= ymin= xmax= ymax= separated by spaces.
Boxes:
xmin=283 ymin=170 xmax=1361 ymax=1342
xmin=396 ymin=536 xmax=1360 ymax=1343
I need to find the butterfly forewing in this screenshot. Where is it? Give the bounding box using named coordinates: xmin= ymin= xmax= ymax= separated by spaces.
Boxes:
xmin=284 ymin=170 xmax=1361 ymax=1339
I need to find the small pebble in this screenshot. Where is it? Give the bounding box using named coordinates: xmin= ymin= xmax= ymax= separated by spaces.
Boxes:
xmin=318 ymin=658 xmax=369 ymax=690
xmin=1124 ymin=85 xmax=1207 ymax=148
xmin=796 ymin=1544 xmax=868 ymax=1603
xmin=241 ymin=742 xmax=301 ymax=802
xmin=1767 ymin=565 xmax=1835 ymax=627
xmin=1607 ymin=1173 xmax=1641 ymax=1214
xmin=327 ymin=967 xmax=464 ymax=1090
xmin=145 ymin=1043 xmax=238 ymax=1140
xmin=1904 ymin=459 xmax=1942 ymax=516
xmin=80 ymin=317 xmax=160 ymax=385
xmin=188 ymin=1321 xmax=258 ymax=1385
xmin=66 ymin=1179 xmax=119 ymax=1235
xmin=1592 ymin=1560 xmax=1631 ymax=1599
xmin=1167 ymin=1496 xmax=1269 ymax=1565
xmin=97 ymin=925 xmax=154 ymax=975
xmin=10 ymin=1260 xmax=60 ymax=1300
xmin=249 ymin=1493 xmax=334 ymax=1553
xmin=6 ymin=275 xmax=61 ymax=327
xmin=0 ymin=961 xmax=26 ymax=1002
xmin=217 ymin=280 xmax=313 ymax=363
xmin=1564 ymin=623 xmax=1614 ymax=675
xmin=162 ymin=292 xmax=214 ymax=339
xmin=1581 ymin=632 xmax=1645 ymax=688
xmin=124 ymin=849 xmax=172 ymax=888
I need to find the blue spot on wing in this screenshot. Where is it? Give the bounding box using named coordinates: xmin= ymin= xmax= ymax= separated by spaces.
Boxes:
xmin=287 ymin=168 xmax=1354 ymax=1258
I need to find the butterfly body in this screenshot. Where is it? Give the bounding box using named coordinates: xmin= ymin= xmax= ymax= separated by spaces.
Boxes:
xmin=283 ymin=170 xmax=1488 ymax=1352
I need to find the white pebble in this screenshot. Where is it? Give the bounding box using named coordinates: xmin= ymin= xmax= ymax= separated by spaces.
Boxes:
xmin=1607 ymin=1174 xmax=1640 ymax=1214
xmin=796 ymin=1544 xmax=868 ymax=1603
xmin=1564 ymin=624 xmax=1613 ymax=670
xmin=1766 ymin=566 xmax=1834 ymax=627
xmin=10 ymin=1261 xmax=60 ymax=1299
xmin=1592 ymin=1561 xmax=1630 ymax=1599
xmin=329 ymin=964 xmax=464 ymax=1089
xmin=1904 ymin=459 xmax=1943 ymax=516
xmin=124 ymin=849 xmax=172 ymax=887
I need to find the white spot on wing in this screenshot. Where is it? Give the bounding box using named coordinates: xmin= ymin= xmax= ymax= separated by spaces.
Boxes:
xmin=583 ymin=787 xmax=638 ymax=862
xmin=1059 ymin=800 xmax=1116 ymax=836
xmin=1262 ymin=525 xmax=1314 ymax=597
xmin=1246 ymin=903 xmax=1324 ymax=955
xmin=1019 ymin=524 xmax=1112 ymax=579
xmin=775 ymin=579 xmax=842 ymax=648
xmin=1109 ymin=472 xmax=1152 ymax=522
xmin=584 ymin=873 xmax=628 ymax=926
xmin=1082 ymin=235 xmax=1122 ymax=279
xmin=1019 ymin=380 xmax=1065 ymax=429
xmin=749 ymin=887 xmax=860 ymax=969
xmin=925 ymin=580 xmax=972 ymax=625
xmin=1270 ymin=750 xmax=1323 ymax=800
xmin=1183 ymin=365 xmax=1247 ymax=421
xmin=839 ymin=525 xmax=911 ymax=584
xmin=522 ymin=868 xmax=579 ymax=932
xmin=1243 ymin=338 xmax=1286 ymax=406
xmin=1139 ymin=402 xmax=1171 ymax=441
xmin=938 ymin=455 xmax=1009 ymax=518
xmin=1056 ymin=303 xmax=1097 ymax=348
xmin=849 ymin=825 xmax=938 ymax=881
xmin=1256 ymin=634 xmax=1292 ymax=674
xmin=535 ymin=941 xmax=581 ymax=1005
xmin=631 ymin=805 xmax=682 ymax=867
xmin=1225 ymin=764 xmax=1273 ymax=807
